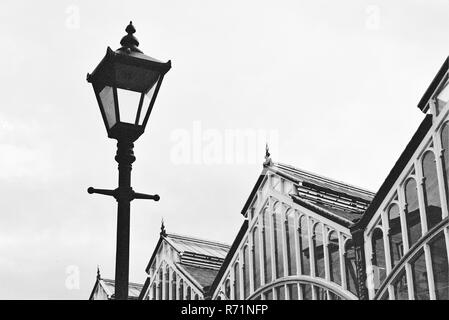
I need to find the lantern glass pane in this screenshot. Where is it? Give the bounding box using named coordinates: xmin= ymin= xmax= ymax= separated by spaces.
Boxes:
xmin=117 ymin=88 xmax=141 ymax=124
xmin=138 ymin=76 xmax=159 ymax=126
xmin=99 ymin=85 xmax=116 ymax=128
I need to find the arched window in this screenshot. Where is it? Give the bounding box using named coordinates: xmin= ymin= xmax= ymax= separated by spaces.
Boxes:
xmin=263 ymin=209 xmax=272 ymax=283
xmin=328 ymin=231 xmax=341 ymax=285
xmin=243 ymin=245 xmax=250 ymax=299
xmin=314 ymin=286 xmax=327 ymax=300
xmin=186 ymin=287 xmax=191 ymax=300
xmin=410 ymin=249 xmax=429 ymax=300
xmin=300 ymin=284 xmax=312 ymax=300
xmin=164 ymin=266 xmax=170 ymax=300
xmin=275 ymin=285 xmax=285 ymax=300
xmin=171 ymin=272 xmax=177 ymax=300
xmin=273 ymin=203 xmax=284 ymax=278
xmin=344 ymin=240 xmax=358 ymax=295
xmin=151 ymin=283 xmax=156 ymax=300
xmin=224 ymin=278 xmax=231 ymax=299
xmin=287 ymin=283 xmax=299 ymax=300
xmin=440 ymin=123 xmax=449 ymax=207
xmin=372 ymin=228 xmax=386 ymax=290
xmin=422 ymin=151 xmax=443 ymax=230
xmin=234 ymin=263 xmax=240 ymax=299
xmin=194 ymin=294 xmax=199 ymax=300
xmin=252 ymin=227 xmax=261 ymax=290
xmin=328 ymin=291 xmax=341 ymax=300
xmin=298 ymin=216 xmax=310 ymax=275
xmin=392 ymin=268 xmax=408 ymax=299
xmin=158 ymin=271 xmax=163 ymax=299
xmin=264 ymin=288 xmax=273 ymax=300
xmin=388 ymin=203 xmax=403 ymax=268
xmin=178 ymin=279 xmax=184 ymax=300
xmin=405 ymin=178 xmax=421 ymax=247
xmin=286 ymin=211 xmax=297 ymax=276
xmin=429 ymin=232 xmax=449 ymax=300
xmin=313 ymin=223 xmax=325 ymax=278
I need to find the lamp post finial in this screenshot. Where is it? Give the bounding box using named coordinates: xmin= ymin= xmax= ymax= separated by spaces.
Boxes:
xmin=120 ymin=21 xmax=142 ymax=53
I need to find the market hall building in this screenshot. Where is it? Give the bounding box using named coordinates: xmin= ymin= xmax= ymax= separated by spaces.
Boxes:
xmin=91 ymin=56 xmax=449 ymax=300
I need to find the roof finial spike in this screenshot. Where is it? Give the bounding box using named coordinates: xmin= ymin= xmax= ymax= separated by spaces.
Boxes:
xmin=264 ymin=142 xmax=272 ymax=167
xmin=97 ymin=265 xmax=101 ymax=280
xmin=160 ymin=218 xmax=167 ymax=237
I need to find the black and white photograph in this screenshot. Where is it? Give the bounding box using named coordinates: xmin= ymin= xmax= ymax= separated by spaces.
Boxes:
xmin=0 ymin=0 xmax=448 ymax=308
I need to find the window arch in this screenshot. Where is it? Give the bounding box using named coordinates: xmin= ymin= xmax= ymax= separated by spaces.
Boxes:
xmin=224 ymin=278 xmax=231 ymax=299
xmin=313 ymin=223 xmax=325 ymax=278
xmin=243 ymin=245 xmax=250 ymax=299
xmin=286 ymin=211 xmax=297 ymax=276
xmin=252 ymin=227 xmax=261 ymax=290
xmin=328 ymin=231 xmax=341 ymax=285
xmin=371 ymin=228 xmax=386 ymax=291
xmin=440 ymin=123 xmax=449 ymax=208
xmin=422 ymin=151 xmax=443 ymax=230
xmin=405 ymin=177 xmax=421 ymax=247
xmin=273 ymin=203 xmax=284 ymax=279
xmin=298 ymin=215 xmax=310 ymax=275
xmin=263 ymin=209 xmax=272 ymax=283
xmin=388 ymin=203 xmax=403 ymax=268
xmin=234 ymin=262 xmax=241 ymax=299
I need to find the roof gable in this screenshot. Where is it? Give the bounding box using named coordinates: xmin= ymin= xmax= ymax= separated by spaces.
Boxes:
xmin=145 ymin=232 xmax=230 ymax=274
xmin=241 ymin=161 xmax=375 ymax=225
xmin=89 ymin=277 xmax=143 ymax=300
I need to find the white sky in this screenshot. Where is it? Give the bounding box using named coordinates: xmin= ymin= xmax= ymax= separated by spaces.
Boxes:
xmin=0 ymin=0 xmax=448 ymax=299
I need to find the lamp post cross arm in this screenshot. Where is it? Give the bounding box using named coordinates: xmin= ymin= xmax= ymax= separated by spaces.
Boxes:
xmin=88 ymin=187 xmax=160 ymax=202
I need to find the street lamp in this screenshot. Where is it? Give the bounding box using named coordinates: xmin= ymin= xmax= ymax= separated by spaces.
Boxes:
xmin=86 ymin=21 xmax=171 ymax=300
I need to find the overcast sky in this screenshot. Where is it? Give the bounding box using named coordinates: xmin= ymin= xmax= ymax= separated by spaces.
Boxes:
xmin=0 ymin=0 xmax=448 ymax=299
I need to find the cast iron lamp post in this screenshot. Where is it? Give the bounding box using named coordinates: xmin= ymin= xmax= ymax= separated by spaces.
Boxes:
xmin=86 ymin=22 xmax=171 ymax=300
